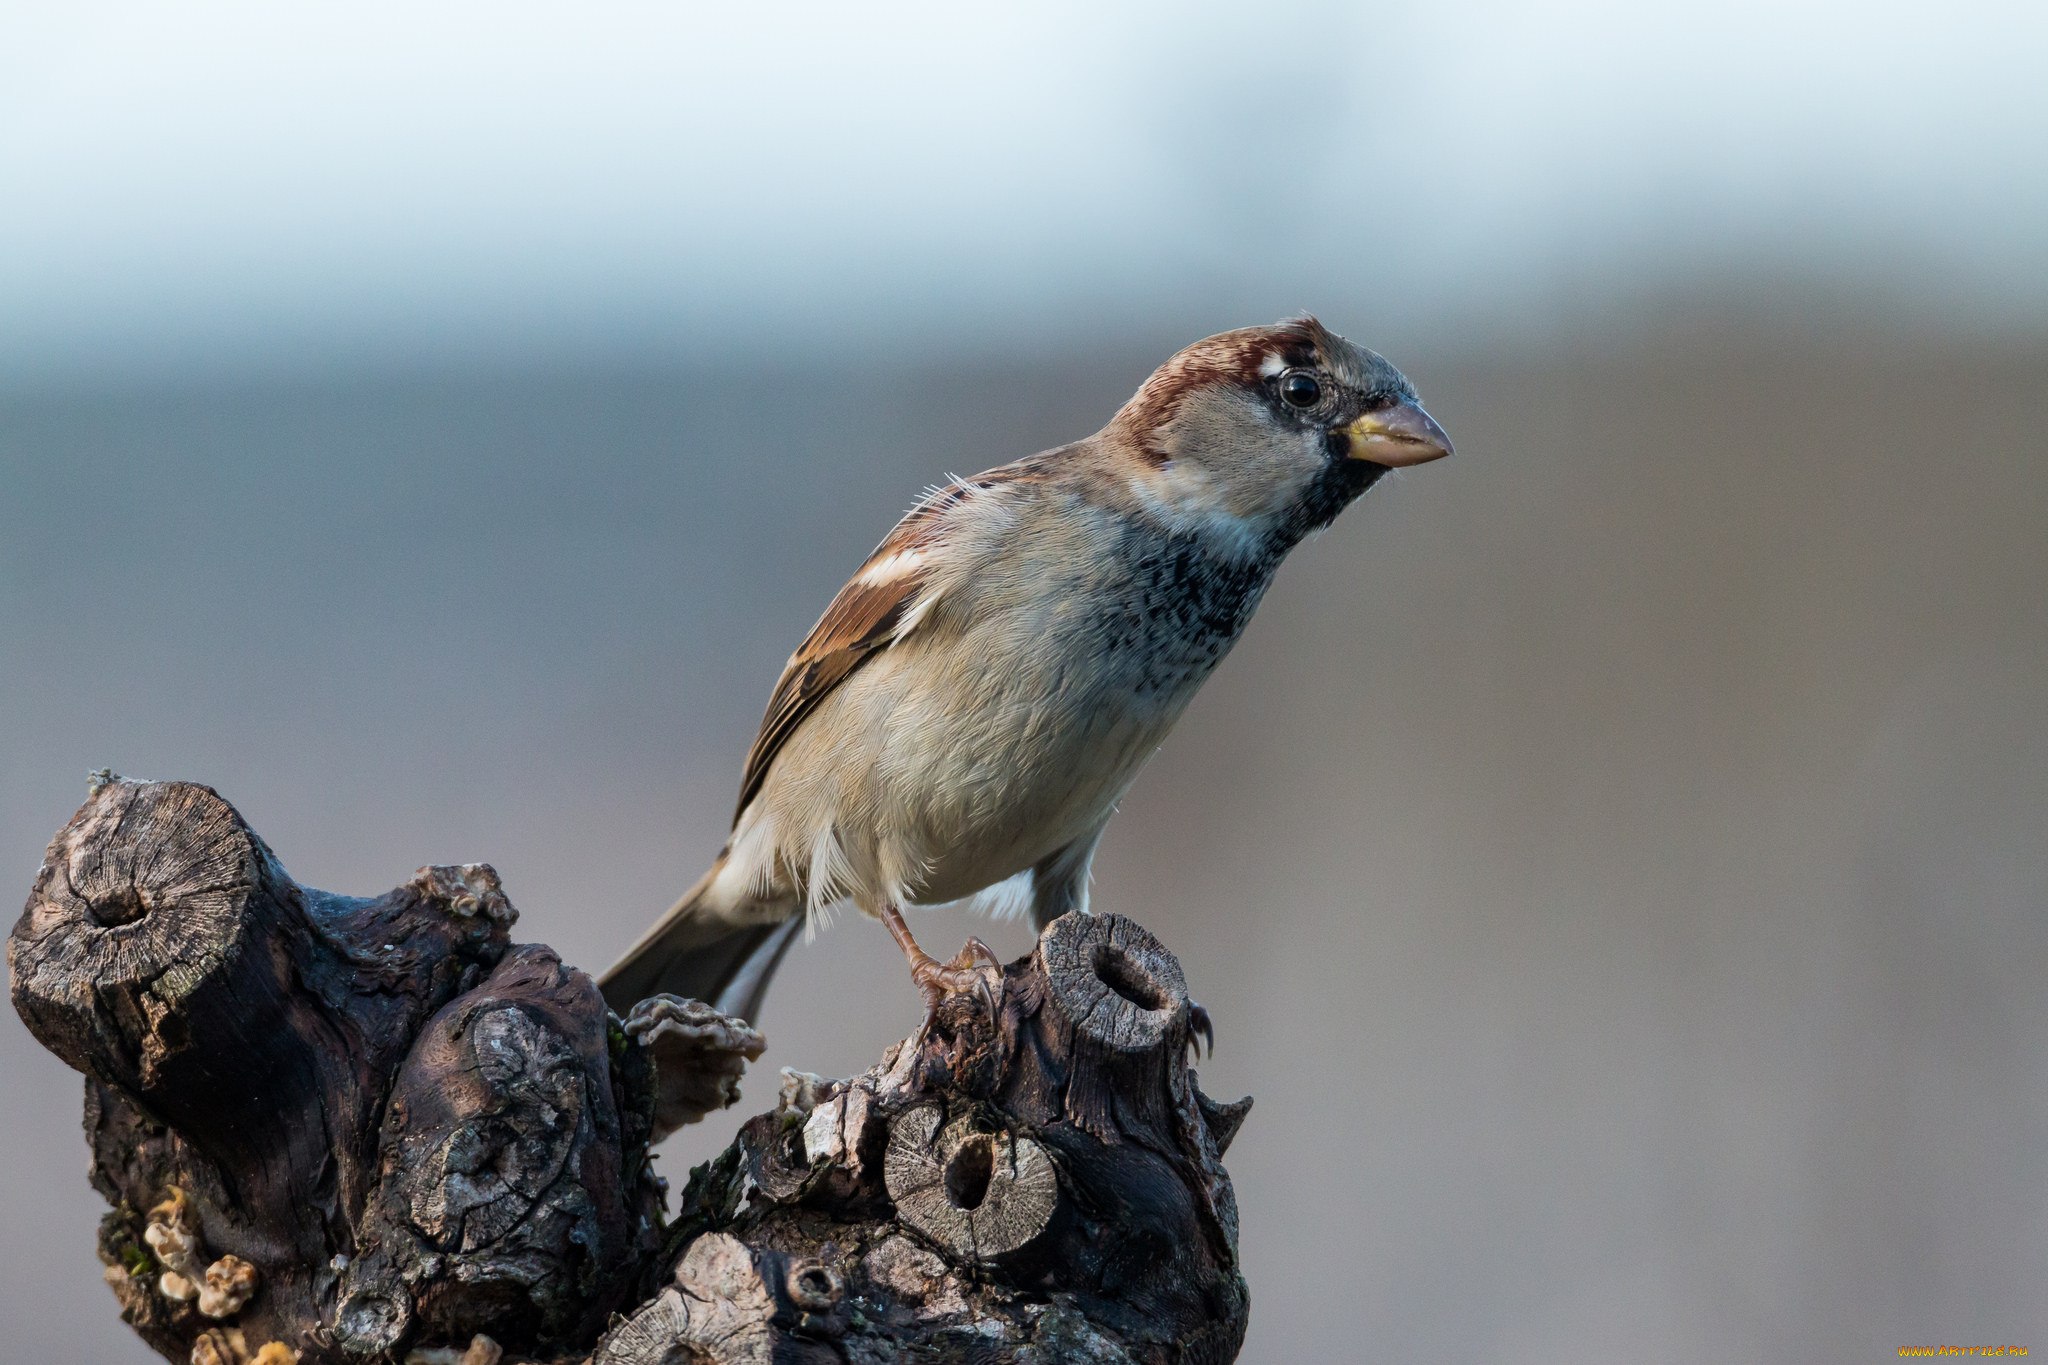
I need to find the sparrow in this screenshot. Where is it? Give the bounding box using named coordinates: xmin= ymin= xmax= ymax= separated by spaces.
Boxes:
xmin=600 ymin=317 xmax=1451 ymax=1024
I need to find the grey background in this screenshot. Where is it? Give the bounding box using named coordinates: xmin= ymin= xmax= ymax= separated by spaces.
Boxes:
xmin=4 ymin=5 xmax=2045 ymax=1361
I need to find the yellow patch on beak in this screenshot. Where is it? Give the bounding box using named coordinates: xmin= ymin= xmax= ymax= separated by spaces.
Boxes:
xmin=1345 ymin=401 xmax=1453 ymax=467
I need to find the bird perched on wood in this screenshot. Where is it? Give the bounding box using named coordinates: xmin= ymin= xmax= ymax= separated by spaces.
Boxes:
xmin=600 ymin=317 xmax=1451 ymax=1025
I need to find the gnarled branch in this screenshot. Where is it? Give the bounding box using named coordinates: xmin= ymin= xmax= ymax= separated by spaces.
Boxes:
xmin=11 ymin=778 xmax=1249 ymax=1363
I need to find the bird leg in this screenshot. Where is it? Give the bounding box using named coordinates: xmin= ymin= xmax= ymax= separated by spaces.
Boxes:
xmin=877 ymin=900 xmax=1002 ymax=1022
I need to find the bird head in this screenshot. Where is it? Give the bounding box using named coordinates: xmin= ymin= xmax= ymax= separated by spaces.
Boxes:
xmin=1106 ymin=317 xmax=1451 ymax=548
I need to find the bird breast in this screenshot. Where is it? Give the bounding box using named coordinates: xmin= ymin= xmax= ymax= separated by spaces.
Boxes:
xmin=749 ymin=508 xmax=1280 ymax=909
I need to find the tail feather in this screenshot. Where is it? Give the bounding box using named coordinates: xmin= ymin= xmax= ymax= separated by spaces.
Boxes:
xmin=598 ymin=859 xmax=799 ymax=1021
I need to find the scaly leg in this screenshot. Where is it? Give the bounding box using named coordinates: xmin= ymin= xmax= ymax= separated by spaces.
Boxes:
xmin=876 ymin=900 xmax=1002 ymax=1021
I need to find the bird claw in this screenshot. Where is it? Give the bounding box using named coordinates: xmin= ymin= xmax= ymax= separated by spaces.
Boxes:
xmin=1187 ymin=998 xmax=1215 ymax=1061
xmin=910 ymin=936 xmax=1005 ymax=1026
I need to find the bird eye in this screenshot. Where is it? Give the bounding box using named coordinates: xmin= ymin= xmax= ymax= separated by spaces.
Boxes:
xmin=1280 ymin=371 xmax=1322 ymax=408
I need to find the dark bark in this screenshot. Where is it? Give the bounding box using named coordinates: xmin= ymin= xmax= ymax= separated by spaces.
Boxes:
xmin=11 ymin=777 xmax=1250 ymax=1364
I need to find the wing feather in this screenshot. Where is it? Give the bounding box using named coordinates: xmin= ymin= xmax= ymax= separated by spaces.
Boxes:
xmin=732 ymin=470 xmax=1025 ymax=822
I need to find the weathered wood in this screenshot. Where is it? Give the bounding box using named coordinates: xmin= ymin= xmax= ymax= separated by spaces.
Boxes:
xmin=11 ymin=778 xmax=659 ymax=1363
xmin=591 ymin=907 xmax=1251 ymax=1364
xmin=11 ymin=777 xmax=1251 ymax=1363
xmin=881 ymin=1105 xmax=1059 ymax=1263
xmin=622 ymin=995 xmax=766 ymax=1143
xmin=334 ymin=944 xmax=659 ymax=1356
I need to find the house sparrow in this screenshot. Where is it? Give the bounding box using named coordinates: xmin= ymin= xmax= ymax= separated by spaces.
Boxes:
xmin=600 ymin=317 xmax=1451 ymax=1024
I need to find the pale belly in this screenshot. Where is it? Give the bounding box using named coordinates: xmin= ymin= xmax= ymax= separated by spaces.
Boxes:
xmin=857 ymin=627 xmax=1195 ymax=903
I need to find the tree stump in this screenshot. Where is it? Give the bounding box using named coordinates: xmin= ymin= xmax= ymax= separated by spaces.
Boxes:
xmin=10 ymin=778 xmax=1251 ymax=1364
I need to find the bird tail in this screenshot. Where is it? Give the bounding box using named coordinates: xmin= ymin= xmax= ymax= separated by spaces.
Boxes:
xmin=597 ymin=857 xmax=801 ymax=1023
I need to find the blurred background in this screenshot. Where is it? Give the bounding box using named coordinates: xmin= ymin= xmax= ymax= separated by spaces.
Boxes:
xmin=3 ymin=2 xmax=2045 ymax=1360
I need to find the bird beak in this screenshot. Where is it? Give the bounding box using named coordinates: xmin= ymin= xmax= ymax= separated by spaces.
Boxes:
xmin=1344 ymin=401 xmax=1453 ymax=467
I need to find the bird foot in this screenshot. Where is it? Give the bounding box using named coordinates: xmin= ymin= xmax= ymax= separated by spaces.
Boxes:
xmin=909 ymin=936 xmax=1004 ymax=1027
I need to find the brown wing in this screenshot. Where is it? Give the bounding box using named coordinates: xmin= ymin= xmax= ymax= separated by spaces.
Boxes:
xmin=731 ymin=475 xmax=1001 ymax=823
xmin=733 ymin=561 xmax=924 ymax=821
